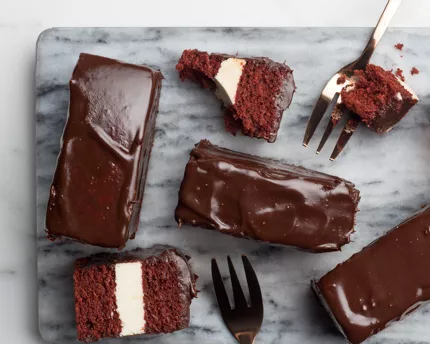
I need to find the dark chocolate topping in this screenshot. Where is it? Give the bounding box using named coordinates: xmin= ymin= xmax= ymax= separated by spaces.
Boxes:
xmin=175 ymin=140 xmax=360 ymax=252
xmin=46 ymin=53 xmax=163 ymax=249
xmin=314 ymin=205 xmax=430 ymax=344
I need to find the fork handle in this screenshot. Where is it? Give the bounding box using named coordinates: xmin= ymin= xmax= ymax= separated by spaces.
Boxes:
xmin=359 ymin=0 xmax=402 ymax=68
xmin=236 ymin=333 xmax=255 ymax=344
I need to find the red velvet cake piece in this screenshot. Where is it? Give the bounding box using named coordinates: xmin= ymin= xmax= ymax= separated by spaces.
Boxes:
xmin=340 ymin=64 xmax=418 ymax=133
xmin=176 ymin=49 xmax=296 ymax=142
xmin=73 ymin=247 xmax=197 ymax=343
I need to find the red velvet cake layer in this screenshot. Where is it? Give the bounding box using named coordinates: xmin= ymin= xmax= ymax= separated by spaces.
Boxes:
xmin=74 ymin=262 xmax=121 ymax=342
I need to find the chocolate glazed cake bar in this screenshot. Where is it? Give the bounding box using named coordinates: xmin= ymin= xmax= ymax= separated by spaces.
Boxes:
xmin=175 ymin=140 xmax=360 ymax=252
xmin=45 ymin=53 xmax=163 ymax=249
xmin=312 ymin=205 xmax=430 ymax=344
xmin=176 ymin=50 xmax=295 ymax=142
xmin=74 ymin=246 xmax=197 ymax=343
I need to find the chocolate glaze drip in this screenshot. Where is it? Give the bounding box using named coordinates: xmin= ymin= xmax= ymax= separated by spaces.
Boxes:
xmin=45 ymin=53 xmax=163 ymax=249
xmin=175 ymin=140 xmax=360 ymax=252
xmin=313 ymin=205 xmax=430 ymax=344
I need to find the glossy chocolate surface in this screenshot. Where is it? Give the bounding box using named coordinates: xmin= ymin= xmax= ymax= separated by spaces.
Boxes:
xmin=46 ymin=53 xmax=162 ymax=249
xmin=313 ymin=206 xmax=430 ymax=344
xmin=175 ymin=140 xmax=360 ymax=252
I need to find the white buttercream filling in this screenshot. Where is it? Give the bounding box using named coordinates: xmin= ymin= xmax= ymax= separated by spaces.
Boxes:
xmin=115 ymin=262 xmax=146 ymax=336
xmin=214 ymin=58 xmax=246 ymax=105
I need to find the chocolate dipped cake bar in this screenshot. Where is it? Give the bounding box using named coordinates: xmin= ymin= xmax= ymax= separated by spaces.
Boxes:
xmin=175 ymin=140 xmax=360 ymax=252
xmin=312 ymin=206 xmax=430 ymax=344
xmin=46 ymin=53 xmax=163 ymax=249
xmin=74 ymin=246 xmax=197 ymax=342
xmin=176 ymin=50 xmax=295 ymax=142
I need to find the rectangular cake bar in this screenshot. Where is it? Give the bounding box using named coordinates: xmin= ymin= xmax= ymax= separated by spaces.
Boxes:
xmin=45 ymin=53 xmax=163 ymax=249
xmin=312 ymin=205 xmax=430 ymax=344
xmin=74 ymin=246 xmax=197 ymax=342
xmin=175 ymin=140 xmax=360 ymax=252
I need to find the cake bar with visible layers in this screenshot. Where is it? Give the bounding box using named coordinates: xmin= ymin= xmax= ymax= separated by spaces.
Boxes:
xmin=176 ymin=49 xmax=295 ymax=142
xmin=45 ymin=53 xmax=163 ymax=249
xmin=339 ymin=64 xmax=418 ymax=133
xmin=312 ymin=205 xmax=430 ymax=344
xmin=175 ymin=140 xmax=360 ymax=252
xmin=74 ymin=246 xmax=197 ymax=343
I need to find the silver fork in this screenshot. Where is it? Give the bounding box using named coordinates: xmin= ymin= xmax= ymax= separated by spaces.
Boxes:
xmin=211 ymin=256 xmax=263 ymax=344
xmin=302 ymin=0 xmax=403 ymax=160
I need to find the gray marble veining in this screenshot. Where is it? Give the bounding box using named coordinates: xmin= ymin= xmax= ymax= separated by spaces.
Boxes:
xmin=36 ymin=28 xmax=430 ymax=344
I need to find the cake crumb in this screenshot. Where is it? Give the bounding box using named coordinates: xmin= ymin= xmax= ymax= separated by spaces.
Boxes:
xmin=411 ymin=67 xmax=419 ymax=75
xmin=394 ymin=43 xmax=404 ymax=51
xmin=337 ymin=75 xmax=347 ymax=84
xmin=395 ymin=68 xmax=405 ymax=82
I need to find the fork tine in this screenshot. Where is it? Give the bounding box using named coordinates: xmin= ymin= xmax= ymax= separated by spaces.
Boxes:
xmin=211 ymin=258 xmax=232 ymax=315
xmin=303 ymin=95 xmax=333 ymax=147
xmin=329 ymin=114 xmax=361 ymax=161
xmin=316 ymin=104 xmax=344 ymax=154
xmin=242 ymin=255 xmax=263 ymax=311
xmin=227 ymin=256 xmax=248 ymax=309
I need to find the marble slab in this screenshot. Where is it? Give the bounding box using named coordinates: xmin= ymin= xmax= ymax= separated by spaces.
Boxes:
xmin=36 ymin=28 xmax=430 ymax=344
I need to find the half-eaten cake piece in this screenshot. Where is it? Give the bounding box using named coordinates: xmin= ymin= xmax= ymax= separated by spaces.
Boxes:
xmin=176 ymin=49 xmax=296 ymax=142
xmin=339 ymin=64 xmax=418 ymax=133
xmin=73 ymin=246 xmax=197 ymax=343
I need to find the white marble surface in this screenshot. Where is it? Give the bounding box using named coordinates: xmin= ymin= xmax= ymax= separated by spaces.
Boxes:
xmin=1 ymin=1 xmax=430 ymax=344
xmin=34 ymin=27 xmax=430 ymax=344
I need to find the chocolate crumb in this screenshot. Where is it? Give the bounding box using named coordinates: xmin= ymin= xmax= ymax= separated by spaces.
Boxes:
xmin=411 ymin=67 xmax=419 ymax=75
xmin=337 ymin=75 xmax=347 ymax=84
xmin=394 ymin=43 xmax=404 ymax=51
xmin=395 ymin=68 xmax=405 ymax=82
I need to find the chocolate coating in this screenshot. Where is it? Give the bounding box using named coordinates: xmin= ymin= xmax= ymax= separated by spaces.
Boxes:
xmin=175 ymin=140 xmax=360 ymax=252
xmin=313 ymin=205 xmax=430 ymax=344
xmin=46 ymin=53 xmax=163 ymax=249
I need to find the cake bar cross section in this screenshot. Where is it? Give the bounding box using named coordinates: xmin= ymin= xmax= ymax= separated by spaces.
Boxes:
xmin=73 ymin=246 xmax=197 ymax=343
xmin=176 ymin=49 xmax=296 ymax=142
